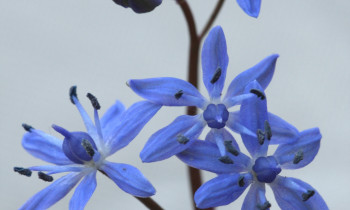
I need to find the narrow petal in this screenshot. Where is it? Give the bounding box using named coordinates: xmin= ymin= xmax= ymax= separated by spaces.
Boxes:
xmin=236 ymin=0 xmax=262 ymax=18
xmin=29 ymin=165 xmax=83 ymax=175
xmin=106 ymin=101 xmax=161 ymax=155
xmin=177 ymin=140 xmax=251 ymax=174
xmin=22 ymin=129 xmax=72 ymax=165
xmin=239 ymin=81 xmax=269 ymax=158
xmin=268 ymin=112 xmax=300 ymax=144
xmin=242 ymin=183 xmax=271 ymax=210
xmin=224 ymin=54 xmax=279 ymax=100
xmin=20 ymin=172 xmax=84 ymax=210
xmin=69 ymin=171 xmax=97 ymax=210
xmin=274 ymin=127 xmax=321 ymax=169
xmin=140 ymin=115 xmax=205 ymax=162
xmin=201 ymin=26 xmax=229 ymax=100
xmin=101 ymin=161 xmax=155 ymax=197
xmin=101 ymin=100 xmax=125 ymax=137
xmin=128 ymin=77 xmax=207 ymax=108
xmin=195 ymin=173 xmax=253 ymax=209
xmin=270 ymin=176 xmax=328 ymax=210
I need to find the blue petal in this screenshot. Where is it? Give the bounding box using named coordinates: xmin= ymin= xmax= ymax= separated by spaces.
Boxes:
xmin=270 ymin=176 xmax=329 ymax=210
xmin=140 ymin=115 xmax=205 ymax=162
xmin=177 ymin=140 xmax=251 ymax=174
xmin=106 ymin=101 xmax=161 ymax=155
xmin=236 ymin=0 xmax=261 ymax=18
xmin=224 ymin=54 xmax=279 ymax=100
xmin=194 ymin=173 xmax=253 ymax=209
xmin=223 ymin=93 xmax=254 ymax=108
xmin=113 ymin=0 xmax=162 ymax=13
xmin=242 ymin=183 xmax=270 ymax=210
xmin=201 ymin=26 xmax=229 ymax=100
xmin=22 ymin=129 xmax=72 ymax=165
xmin=19 ymin=172 xmax=84 ymax=210
xmin=128 ymin=77 xmax=207 ymax=108
xmin=268 ymin=112 xmax=300 ymax=144
xmin=101 ymin=161 xmax=155 ymax=197
xmin=101 ymin=100 xmax=125 ymax=138
xmin=274 ymin=127 xmax=321 ymax=169
xmin=69 ymin=171 xmax=97 ymax=210
xmin=29 ymin=165 xmax=83 ymax=174
xmin=240 ymin=81 xmax=269 ymax=158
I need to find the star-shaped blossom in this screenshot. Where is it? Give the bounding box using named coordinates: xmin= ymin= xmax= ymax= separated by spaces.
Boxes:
xmin=236 ymin=0 xmax=262 ymax=18
xmin=112 ymin=0 xmax=162 ymax=13
xmin=177 ymin=81 xmax=328 ymax=209
xmin=14 ymin=86 xmax=161 ymax=209
xmin=128 ymin=26 xmax=279 ymax=163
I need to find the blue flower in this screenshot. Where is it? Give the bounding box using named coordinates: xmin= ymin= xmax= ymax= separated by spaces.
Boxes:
xmin=128 ymin=26 xmax=279 ymax=162
xmin=15 ymin=86 xmax=161 ymax=209
xmin=177 ymin=81 xmax=328 ymax=209
xmin=112 ymin=0 xmax=162 ymax=13
xmin=236 ymin=0 xmax=262 ymax=18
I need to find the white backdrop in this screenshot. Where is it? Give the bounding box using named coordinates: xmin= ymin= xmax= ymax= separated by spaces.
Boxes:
xmin=1 ymin=0 xmax=349 ymax=209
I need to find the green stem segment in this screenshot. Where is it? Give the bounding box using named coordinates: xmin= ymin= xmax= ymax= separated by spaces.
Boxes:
xmin=176 ymin=1 xmax=225 ymax=210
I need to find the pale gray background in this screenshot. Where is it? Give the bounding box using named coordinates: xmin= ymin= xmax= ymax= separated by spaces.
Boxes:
xmin=1 ymin=0 xmax=349 ymax=209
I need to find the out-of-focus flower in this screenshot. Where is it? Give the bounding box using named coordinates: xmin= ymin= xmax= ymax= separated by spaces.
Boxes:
xmin=112 ymin=0 xmax=162 ymax=13
xmin=128 ymin=26 xmax=279 ymax=163
xmin=236 ymin=0 xmax=261 ymax=18
xmin=15 ymin=86 xmax=161 ymax=209
xmin=178 ymin=81 xmax=328 ymax=209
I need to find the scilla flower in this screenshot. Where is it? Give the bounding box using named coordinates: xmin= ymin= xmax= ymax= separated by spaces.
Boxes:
xmin=178 ymin=81 xmax=328 ymax=209
xmin=14 ymin=86 xmax=161 ymax=209
xmin=128 ymin=26 xmax=279 ymax=163
xmin=112 ymin=0 xmax=162 ymax=13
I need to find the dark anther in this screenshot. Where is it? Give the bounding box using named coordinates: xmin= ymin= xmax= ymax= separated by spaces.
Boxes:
xmin=22 ymin=123 xmax=34 ymax=132
xmin=238 ymin=176 xmax=245 ymax=187
xmin=210 ymin=67 xmax=222 ymax=84
xmin=86 ymin=93 xmax=101 ymax=110
xmin=82 ymin=139 xmax=95 ymax=157
xmin=174 ymin=90 xmax=183 ymax=100
xmin=257 ymin=201 xmax=271 ymax=210
xmin=293 ymin=150 xmax=304 ymax=164
xmin=218 ymin=156 xmax=234 ymax=164
xmin=224 ymin=141 xmax=239 ymax=156
xmin=69 ymin=86 xmax=78 ymax=104
xmin=264 ymin=120 xmax=272 ymax=140
xmin=14 ymin=167 xmax=32 ymax=177
xmin=302 ymin=190 xmax=315 ymax=201
xmin=177 ymin=135 xmax=189 ymax=144
xmin=38 ymin=172 xmax=54 ymax=182
xmin=250 ymin=89 xmax=265 ymax=100
xmin=257 ymin=129 xmax=265 ymax=145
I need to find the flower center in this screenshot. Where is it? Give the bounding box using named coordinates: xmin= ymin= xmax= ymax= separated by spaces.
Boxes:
xmin=53 ymin=125 xmax=98 ymax=164
xmin=203 ymin=104 xmax=229 ymax=129
xmin=252 ymin=156 xmax=281 ymax=183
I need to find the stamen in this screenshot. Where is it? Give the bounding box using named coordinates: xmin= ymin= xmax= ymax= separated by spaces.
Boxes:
xmin=14 ymin=167 xmax=32 ymax=177
xmin=218 ymin=156 xmax=234 ymax=164
xmin=38 ymin=172 xmax=54 ymax=182
xmin=257 ymin=201 xmax=271 ymax=210
xmin=22 ymin=123 xmax=34 ymax=132
xmin=250 ymin=89 xmax=265 ymax=100
xmin=81 ymin=139 xmax=95 ymax=157
xmin=224 ymin=141 xmax=239 ymax=156
xmin=177 ymin=135 xmax=189 ymax=144
xmin=264 ymin=120 xmax=272 ymax=140
xmin=257 ymin=129 xmax=265 ymax=145
xmin=174 ymin=90 xmax=183 ymax=100
xmin=210 ymin=67 xmax=222 ymax=84
xmin=238 ymin=176 xmax=245 ymax=187
xmin=293 ymin=150 xmax=304 ymax=164
xmin=86 ymin=93 xmax=101 ymax=110
xmin=69 ymin=86 xmax=78 ymax=104
xmin=302 ymin=190 xmax=315 ymax=201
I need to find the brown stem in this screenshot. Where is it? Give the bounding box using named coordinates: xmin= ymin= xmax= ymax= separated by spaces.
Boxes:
xmin=99 ymin=170 xmax=164 ymax=210
xmin=199 ymin=0 xmax=226 ymax=40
